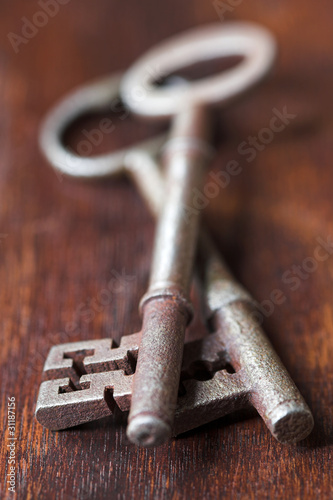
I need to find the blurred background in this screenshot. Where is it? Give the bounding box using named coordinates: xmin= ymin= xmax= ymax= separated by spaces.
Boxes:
xmin=1 ymin=1 xmax=332 ymax=499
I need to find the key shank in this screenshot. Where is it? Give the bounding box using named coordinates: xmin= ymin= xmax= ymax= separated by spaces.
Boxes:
xmin=127 ymin=106 xmax=212 ymax=446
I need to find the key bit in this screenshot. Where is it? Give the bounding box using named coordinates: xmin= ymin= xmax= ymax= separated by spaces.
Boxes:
xmin=35 ymin=330 xmax=249 ymax=432
xmin=36 ymin=333 xmax=242 ymax=433
xmin=197 ymin=235 xmax=314 ymax=443
xmin=36 ymin=240 xmax=313 ymax=445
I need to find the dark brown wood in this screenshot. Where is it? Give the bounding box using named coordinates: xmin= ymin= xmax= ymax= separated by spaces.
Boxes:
xmin=1 ymin=1 xmax=332 ymax=498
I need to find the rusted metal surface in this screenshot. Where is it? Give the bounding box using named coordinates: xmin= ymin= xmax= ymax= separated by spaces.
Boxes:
xmin=127 ymin=106 xmax=212 ymax=446
xmin=197 ymin=236 xmax=314 ymax=443
xmin=36 ymin=317 xmax=313 ymax=443
xmin=35 ymin=336 xmax=139 ymax=431
xmin=36 ymin=331 xmax=247 ymax=434
xmin=35 ymin=222 xmax=313 ymax=445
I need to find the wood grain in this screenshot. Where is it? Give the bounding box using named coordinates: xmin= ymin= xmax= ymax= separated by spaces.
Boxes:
xmin=1 ymin=1 xmax=332 ymax=498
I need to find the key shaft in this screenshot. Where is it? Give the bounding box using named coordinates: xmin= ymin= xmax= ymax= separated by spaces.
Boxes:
xmin=127 ymin=150 xmax=313 ymax=445
xmin=127 ymin=106 xmax=212 ymax=446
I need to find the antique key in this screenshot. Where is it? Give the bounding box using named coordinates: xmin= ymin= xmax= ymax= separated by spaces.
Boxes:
xmin=36 ymin=121 xmax=313 ymax=444
xmin=37 ymin=22 xmax=313 ymax=443
xmin=120 ymin=22 xmax=277 ymax=446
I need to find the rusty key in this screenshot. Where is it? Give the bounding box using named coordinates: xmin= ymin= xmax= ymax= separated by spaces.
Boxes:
xmin=124 ymin=106 xmax=211 ymax=446
xmin=120 ymin=22 xmax=277 ymax=446
xmin=37 ymin=24 xmax=313 ymax=445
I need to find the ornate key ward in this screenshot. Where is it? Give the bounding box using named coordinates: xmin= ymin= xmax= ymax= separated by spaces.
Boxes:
xmin=36 ymin=236 xmax=313 ymax=444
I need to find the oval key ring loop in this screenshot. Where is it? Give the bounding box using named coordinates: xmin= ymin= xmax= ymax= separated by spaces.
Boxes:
xmin=39 ymin=73 xmax=167 ymax=179
xmin=39 ymin=22 xmax=276 ymax=179
xmin=121 ymin=22 xmax=277 ymax=118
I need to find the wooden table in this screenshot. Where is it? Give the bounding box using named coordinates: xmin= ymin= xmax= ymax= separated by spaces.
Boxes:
xmin=1 ymin=1 xmax=332 ymax=498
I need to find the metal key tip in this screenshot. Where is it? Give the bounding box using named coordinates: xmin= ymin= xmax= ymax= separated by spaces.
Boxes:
xmin=127 ymin=415 xmax=171 ymax=447
xmin=266 ymin=401 xmax=314 ymax=444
